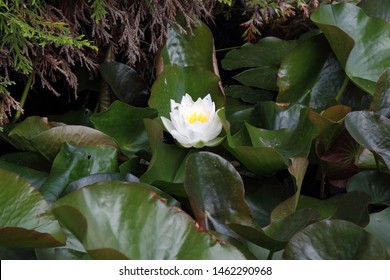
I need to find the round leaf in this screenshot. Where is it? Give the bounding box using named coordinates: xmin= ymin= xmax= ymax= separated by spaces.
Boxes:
xmin=39 ymin=142 xmax=118 ymax=203
xmin=184 ymin=152 xmax=253 ymax=236
xmin=9 ymin=117 xmax=118 ymax=161
xmin=161 ymin=18 xmax=214 ymax=70
xmin=0 ymin=169 xmax=66 ymax=248
xmin=53 ymin=182 xmax=250 ymax=259
xmin=149 ymin=65 xmax=222 ymax=118
xmin=370 ymin=68 xmax=390 ymax=117
xmin=99 ymin=61 xmax=149 ymax=107
xmin=90 ymin=100 xmax=157 ymax=157
xmin=347 ymin=171 xmax=390 ymax=205
xmin=311 ymin=3 xmax=390 ymax=94
xmin=283 ymin=220 xmax=388 ymax=259
xmin=345 ymin=111 xmax=390 ymax=170
xmin=365 ymin=207 xmax=390 ymax=255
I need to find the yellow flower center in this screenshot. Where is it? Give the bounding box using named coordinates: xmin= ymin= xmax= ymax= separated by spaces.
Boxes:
xmin=186 ymin=112 xmax=209 ymax=124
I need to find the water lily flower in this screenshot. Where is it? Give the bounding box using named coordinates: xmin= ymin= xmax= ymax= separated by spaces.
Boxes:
xmin=161 ymin=94 xmax=224 ymax=148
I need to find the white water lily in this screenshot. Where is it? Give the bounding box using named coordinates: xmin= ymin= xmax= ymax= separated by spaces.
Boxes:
xmin=161 ymin=94 xmax=224 ymax=148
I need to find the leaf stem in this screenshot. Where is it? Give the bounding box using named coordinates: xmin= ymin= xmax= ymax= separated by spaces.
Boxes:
xmin=335 ymin=75 xmax=349 ymax=102
xmin=12 ymin=71 xmax=33 ymax=124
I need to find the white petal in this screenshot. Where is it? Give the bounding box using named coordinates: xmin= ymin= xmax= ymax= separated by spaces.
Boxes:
xmin=204 ymin=136 xmax=225 ymax=147
xmin=170 ymin=130 xmax=192 ymax=148
xmin=180 ymin=94 xmax=194 ymax=107
xmin=161 ymin=116 xmax=175 ymax=133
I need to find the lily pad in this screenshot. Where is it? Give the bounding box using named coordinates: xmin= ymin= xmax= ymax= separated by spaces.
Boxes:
xmin=90 ymin=101 xmax=157 ymax=157
xmin=370 ymin=68 xmax=390 ymax=117
xmin=222 ymin=37 xmax=297 ymax=91
xmin=0 ymin=169 xmax=66 ymax=248
xmin=277 ymin=34 xmax=345 ymax=111
xmin=99 ymin=61 xmax=149 ymax=107
xmin=347 ymin=171 xmax=390 ymax=205
xmin=345 ymin=111 xmax=390 ymax=170
xmin=8 ymin=116 xmax=118 ymax=161
xmin=184 ymin=151 xmax=253 ymax=236
xmin=283 ymin=219 xmax=388 ymax=259
xmin=311 ymin=3 xmax=390 ymax=94
xmin=140 ymin=119 xmax=191 ymax=197
xmin=149 ymin=65 xmax=222 ymax=118
xmin=365 ymin=207 xmax=390 ymax=255
xmin=161 ymin=17 xmax=214 ymax=70
xmin=39 ymin=142 xmax=118 ymax=203
xmin=53 ymin=181 xmax=251 ymax=259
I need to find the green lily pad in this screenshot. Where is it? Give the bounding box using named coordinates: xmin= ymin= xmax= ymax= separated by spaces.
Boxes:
xmin=359 ymin=0 xmax=390 ymax=23
xmin=331 ymin=191 xmax=371 ymax=227
xmin=161 ymin=17 xmax=214 ymax=70
xmin=0 ymin=169 xmax=66 ymax=248
xmin=39 ymin=142 xmax=118 ymax=203
xmin=0 ymin=151 xmax=51 ymax=172
xmin=245 ymin=177 xmax=292 ymax=227
xmin=90 ymin=100 xmax=157 ymax=157
xmin=365 ymin=207 xmax=390 ymax=255
xmin=345 ymin=111 xmax=390 ymax=170
xmin=283 ymin=219 xmax=388 ymax=259
xmin=0 ymin=159 xmax=48 ymax=189
xmin=184 ymin=152 xmax=253 ymax=236
xmin=222 ymin=37 xmax=297 ymax=91
xmin=149 ymin=65 xmax=222 ymax=118
xmin=311 ymin=3 xmax=390 ymax=94
xmin=140 ymin=119 xmax=190 ymax=197
xmin=370 ymin=68 xmax=390 ymax=117
xmin=48 ymin=108 xmax=93 ymax=127
xmin=277 ymin=34 xmax=345 ymax=111
xmin=297 ymin=195 xmax=340 ymax=220
xmin=53 ymin=181 xmax=251 ymax=259
xmin=8 ymin=116 xmax=118 ymax=161
xmin=229 ymin=208 xmax=320 ymax=252
xmin=347 ymin=171 xmax=390 ymax=205
xmin=99 ymin=61 xmax=149 ymax=107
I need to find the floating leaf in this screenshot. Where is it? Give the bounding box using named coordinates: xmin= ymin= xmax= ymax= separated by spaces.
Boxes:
xmin=161 ymin=17 xmax=214 ymax=70
xmin=370 ymin=68 xmax=390 ymax=117
xmin=359 ymin=0 xmax=390 ymax=23
xmin=39 ymin=142 xmax=118 ymax=203
xmin=331 ymin=191 xmax=371 ymax=227
xmin=184 ymin=152 xmax=253 ymax=236
xmin=0 ymin=169 xmax=66 ymax=248
xmin=277 ymin=34 xmax=345 ymax=111
xmin=229 ymin=208 xmax=320 ymax=252
xmin=8 ymin=117 xmax=118 ymax=161
xmin=297 ymin=195 xmax=340 ymax=220
xmin=53 ymin=182 xmax=251 ymax=259
xmin=140 ymin=119 xmax=190 ymax=197
xmin=345 ymin=111 xmax=390 ymax=170
xmin=245 ymin=177 xmax=292 ymax=227
xmin=222 ymin=37 xmax=297 ymax=91
xmin=311 ymin=3 xmax=390 ymax=94
xmin=48 ymin=108 xmax=93 ymax=127
xmin=0 ymin=159 xmax=48 ymax=189
xmin=149 ymin=65 xmax=222 ymax=118
xmin=90 ymin=101 xmax=157 ymax=157
xmin=283 ymin=220 xmax=388 ymax=259
xmin=347 ymin=171 xmax=390 ymax=205
xmin=365 ymin=207 xmax=390 ymax=255
xmin=99 ymin=61 xmax=149 ymax=107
